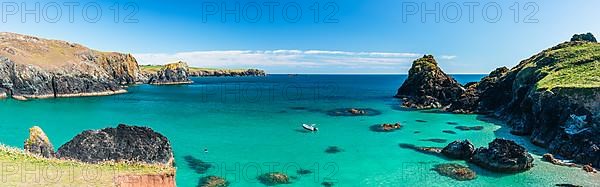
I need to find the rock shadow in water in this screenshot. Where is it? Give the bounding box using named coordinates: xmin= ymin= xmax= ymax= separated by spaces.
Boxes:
xmin=326 ymin=108 xmax=382 ymax=117
xmin=420 ymin=138 xmax=448 ymax=143
xmin=184 ymin=155 xmax=212 ymax=174
xmin=455 ymin=126 xmax=484 ymax=131
xmin=443 ymin=130 xmax=457 ymax=134
xmin=325 ymin=146 xmax=343 ymax=154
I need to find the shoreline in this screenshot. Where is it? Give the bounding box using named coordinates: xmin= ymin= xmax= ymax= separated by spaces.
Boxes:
xmin=149 ymin=81 xmax=194 ymax=85
xmin=12 ymin=89 xmax=128 ymax=100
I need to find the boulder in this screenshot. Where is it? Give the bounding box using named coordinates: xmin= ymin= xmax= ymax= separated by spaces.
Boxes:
xmin=441 ymin=140 xmax=475 ymax=160
xmin=56 ymin=124 xmax=174 ymax=165
xmin=23 ymin=126 xmax=55 ymax=158
xmin=470 ymin=139 xmax=534 ymax=173
xmin=395 ymin=55 xmax=464 ymax=109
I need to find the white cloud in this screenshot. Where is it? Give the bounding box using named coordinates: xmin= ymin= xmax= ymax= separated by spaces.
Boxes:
xmin=133 ymin=50 xmax=432 ymax=73
xmin=441 ymin=55 xmax=457 ymax=60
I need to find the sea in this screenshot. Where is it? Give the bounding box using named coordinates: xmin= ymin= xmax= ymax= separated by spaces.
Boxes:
xmin=0 ymin=75 xmax=597 ymax=186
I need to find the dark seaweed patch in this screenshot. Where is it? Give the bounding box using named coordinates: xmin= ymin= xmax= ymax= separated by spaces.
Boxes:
xmin=442 ymin=130 xmax=457 ymax=134
xmin=184 ymin=155 xmax=212 ymax=174
xmin=420 ymin=138 xmax=448 ymax=143
xmin=325 ymin=146 xmax=343 ymax=154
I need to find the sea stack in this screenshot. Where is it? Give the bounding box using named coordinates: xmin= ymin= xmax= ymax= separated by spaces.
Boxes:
xmin=23 ymin=126 xmax=55 ymax=158
xmin=395 ymin=55 xmax=465 ymax=109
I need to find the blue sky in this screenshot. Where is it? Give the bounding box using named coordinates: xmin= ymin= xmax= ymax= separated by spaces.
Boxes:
xmin=1 ymin=0 xmax=599 ymax=74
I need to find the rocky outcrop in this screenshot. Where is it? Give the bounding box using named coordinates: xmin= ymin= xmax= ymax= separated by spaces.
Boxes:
xmin=145 ymin=61 xmax=193 ymax=85
xmin=571 ymin=32 xmax=597 ymax=42
xmin=23 ymin=126 xmax=55 ymax=158
xmin=470 ymin=139 xmax=534 ymax=173
xmin=0 ymin=32 xmax=142 ymax=99
xmin=189 ymin=68 xmax=266 ymax=77
xmin=409 ymin=34 xmax=600 ymax=169
xmin=56 ymin=124 xmax=174 ymax=165
xmin=441 ymin=140 xmax=475 ymax=160
xmin=395 ymin=55 xmax=465 ymax=109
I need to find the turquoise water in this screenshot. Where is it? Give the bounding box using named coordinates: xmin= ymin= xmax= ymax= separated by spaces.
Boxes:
xmin=0 ymin=75 xmax=597 ymax=186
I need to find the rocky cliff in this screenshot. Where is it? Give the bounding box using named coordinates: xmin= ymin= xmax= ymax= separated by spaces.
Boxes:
xmin=395 ymin=55 xmax=465 ymax=109
xmin=433 ymin=33 xmax=600 ymax=168
xmin=143 ymin=61 xmax=193 ymax=85
xmin=0 ymin=32 xmax=142 ymax=99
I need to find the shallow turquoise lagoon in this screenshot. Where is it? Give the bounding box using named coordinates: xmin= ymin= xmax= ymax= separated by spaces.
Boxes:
xmin=0 ymin=75 xmax=597 ymax=186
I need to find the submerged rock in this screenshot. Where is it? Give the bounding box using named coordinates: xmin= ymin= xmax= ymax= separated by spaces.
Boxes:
xmin=23 ymin=126 xmax=54 ymax=158
xmin=325 ymin=146 xmax=343 ymax=154
xmin=395 ymin=55 xmax=464 ymax=109
xmin=198 ymin=176 xmax=228 ymax=187
xmin=432 ymin=163 xmax=477 ymax=181
xmin=441 ymin=140 xmax=475 ymax=160
xmin=257 ymin=172 xmax=290 ymax=186
xmin=326 ymin=108 xmax=381 ymax=117
xmin=56 ymin=124 xmax=174 ymax=165
xmin=470 ymin=139 xmax=534 ymax=173
xmin=455 ymin=126 xmax=484 ymax=131
xmin=296 ymin=169 xmax=312 ymax=175
xmin=420 ymin=138 xmax=448 ymax=143
xmin=185 ymin=155 xmax=212 ymax=174
xmin=370 ymin=123 xmax=402 ymax=132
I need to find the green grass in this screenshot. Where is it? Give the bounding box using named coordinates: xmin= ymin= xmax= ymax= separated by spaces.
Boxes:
xmin=533 ymin=42 xmax=600 ymax=90
xmin=0 ymin=144 xmax=174 ymax=186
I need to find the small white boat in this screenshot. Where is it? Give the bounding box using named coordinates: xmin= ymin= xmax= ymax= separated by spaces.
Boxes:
xmin=303 ymin=124 xmax=318 ymax=131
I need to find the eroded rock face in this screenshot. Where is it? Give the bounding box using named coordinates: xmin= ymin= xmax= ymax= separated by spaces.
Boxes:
xmin=446 ymin=67 xmax=510 ymax=114
xmin=441 ymin=140 xmax=475 ymax=160
xmin=395 ymin=55 xmax=464 ymax=109
xmin=56 ymin=124 xmax=174 ymax=165
xmin=0 ymin=32 xmax=141 ymax=99
xmin=470 ymin=139 xmax=534 ymax=173
xmin=23 ymin=126 xmax=55 ymax=158
xmin=147 ymin=61 xmax=193 ymax=85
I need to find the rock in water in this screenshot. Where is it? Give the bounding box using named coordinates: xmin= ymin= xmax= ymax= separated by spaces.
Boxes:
xmin=432 ymin=163 xmax=477 ymax=181
xmin=146 ymin=61 xmax=193 ymax=85
xmin=23 ymin=126 xmax=55 ymax=158
xmin=198 ymin=176 xmax=229 ymax=187
xmin=441 ymin=140 xmax=475 ymax=160
xmin=395 ymin=55 xmax=464 ymax=109
xmin=56 ymin=124 xmax=174 ymax=165
xmin=470 ymin=139 xmax=534 ymax=172
xmin=257 ymin=172 xmax=290 ymax=186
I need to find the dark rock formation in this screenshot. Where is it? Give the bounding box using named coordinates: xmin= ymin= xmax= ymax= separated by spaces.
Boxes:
xmin=56 ymin=124 xmax=174 ymax=165
xmin=417 ymin=34 xmax=600 ymax=168
xmin=395 ymin=55 xmax=465 ymax=109
xmin=198 ymin=176 xmax=228 ymax=187
xmin=571 ymin=33 xmax=597 ymax=42
xmin=0 ymin=32 xmax=141 ymax=99
xmin=146 ymin=61 xmax=193 ymax=85
xmin=441 ymin=140 xmax=475 ymax=160
xmin=431 ymin=163 xmax=477 ymax=181
xmin=470 ymin=139 xmax=534 ymax=173
xmin=257 ymin=172 xmax=290 ymax=186
xmin=23 ymin=126 xmax=55 ymax=158
xmin=326 ymin=108 xmax=382 ymax=117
